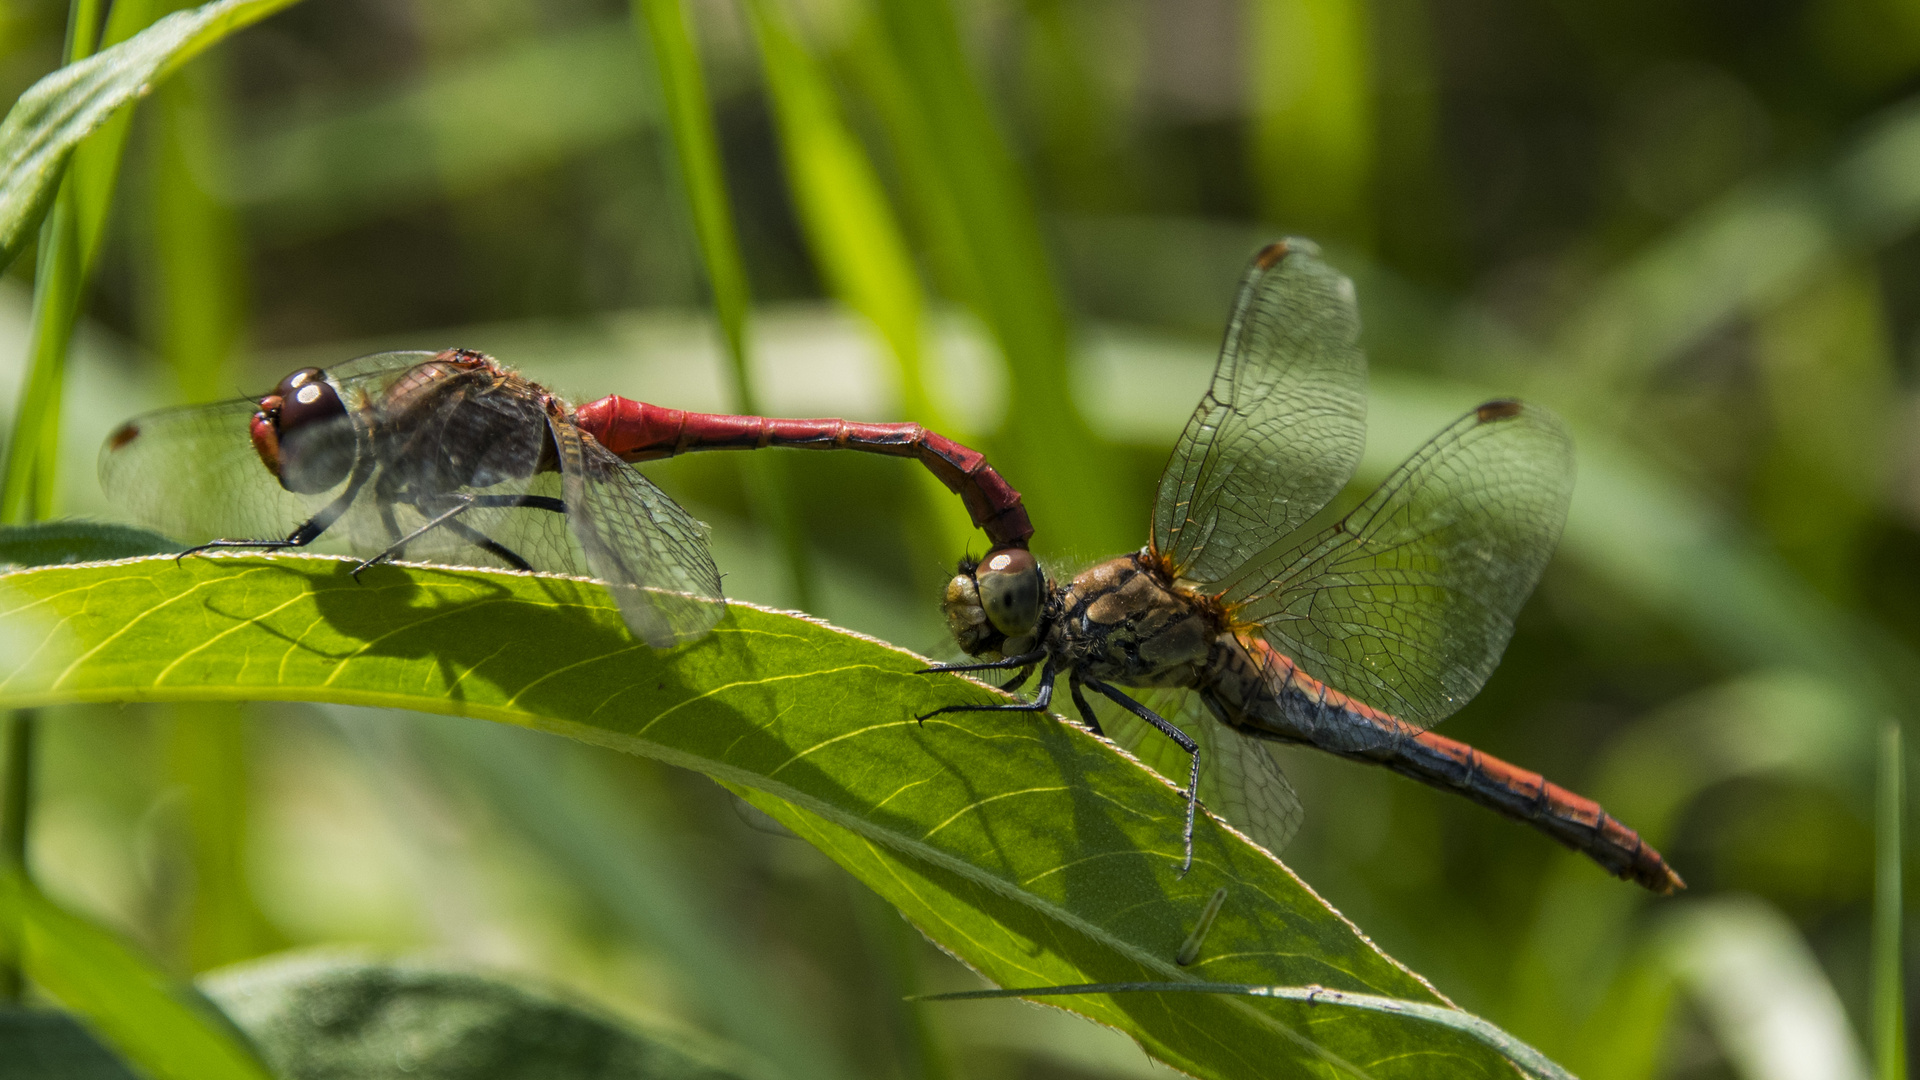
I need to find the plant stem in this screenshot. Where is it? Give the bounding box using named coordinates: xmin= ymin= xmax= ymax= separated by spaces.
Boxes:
xmin=1875 ymin=718 xmax=1907 ymax=1080
xmin=0 ymin=710 xmax=35 ymax=1004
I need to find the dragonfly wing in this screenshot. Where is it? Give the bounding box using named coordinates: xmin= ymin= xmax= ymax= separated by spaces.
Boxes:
xmin=1226 ymin=400 xmax=1575 ymax=731
xmin=1151 ymin=239 xmax=1368 ymax=584
xmin=98 ymin=351 xmax=448 ymax=545
xmin=99 ymin=396 xmax=339 ymax=542
xmin=1099 ymin=689 xmax=1305 ymax=858
xmin=553 ymin=417 xmax=723 ymax=648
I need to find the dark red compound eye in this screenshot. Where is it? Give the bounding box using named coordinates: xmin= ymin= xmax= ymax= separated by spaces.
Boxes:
xmin=261 ymin=368 xmax=354 ymax=494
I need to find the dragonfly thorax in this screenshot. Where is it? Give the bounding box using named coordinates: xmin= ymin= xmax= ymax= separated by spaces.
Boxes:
xmin=1052 ymin=551 xmax=1220 ymax=689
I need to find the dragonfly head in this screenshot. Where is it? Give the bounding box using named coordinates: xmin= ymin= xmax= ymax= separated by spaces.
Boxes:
xmin=251 ymin=367 xmax=355 ymax=495
xmin=944 ymin=546 xmax=1045 ymax=657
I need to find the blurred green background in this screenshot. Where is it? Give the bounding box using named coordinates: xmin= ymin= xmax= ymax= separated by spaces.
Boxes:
xmin=3 ymin=0 xmax=1917 ymax=1075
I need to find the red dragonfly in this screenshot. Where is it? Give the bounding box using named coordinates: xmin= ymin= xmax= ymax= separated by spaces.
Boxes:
xmin=922 ymin=241 xmax=1682 ymax=893
xmin=101 ymin=348 xmax=1030 ymax=647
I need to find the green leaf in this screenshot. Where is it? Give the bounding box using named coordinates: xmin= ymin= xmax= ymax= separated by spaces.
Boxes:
xmin=916 ymin=983 xmax=1570 ymax=1080
xmin=202 ymin=955 xmax=773 ymax=1080
xmin=0 ymin=872 xmax=272 ymax=1080
xmin=0 ymin=0 xmax=306 ymax=275
xmin=0 ymin=554 xmax=1528 ymax=1080
xmin=0 ymin=521 xmax=180 ymax=567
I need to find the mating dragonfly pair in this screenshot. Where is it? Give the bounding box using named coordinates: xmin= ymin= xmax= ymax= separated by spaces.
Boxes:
xmin=102 ymin=239 xmax=1681 ymax=894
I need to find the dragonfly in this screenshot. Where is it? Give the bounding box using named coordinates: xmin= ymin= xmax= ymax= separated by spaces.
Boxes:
xmin=921 ymin=240 xmax=1683 ymax=893
xmin=101 ymin=347 xmax=1031 ymax=648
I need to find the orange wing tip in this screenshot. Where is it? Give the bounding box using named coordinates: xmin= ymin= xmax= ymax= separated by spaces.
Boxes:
xmin=1254 ymin=241 xmax=1290 ymax=270
xmin=1476 ymin=399 xmax=1525 ymax=423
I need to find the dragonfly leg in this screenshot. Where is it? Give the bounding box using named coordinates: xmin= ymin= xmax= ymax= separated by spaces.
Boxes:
xmin=353 ymin=495 xmax=478 ymax=577
xmin=465 ymin=494 xmax=566 ymax=514
xmin=1067 ymin=679 xmax=1106 ymax=738
xmin=178 ymin=457 xmax=374 ymax=561
xmin=1084 ymin=677 xmax=1200 ymax=876
xmin=915 ymin=661 xmax=1057 ymax=723
xmin=915 ymin=649 xmax=1048 ymax=676
xmin=439 ymin=516 xmax=534 ymax=571
xmin=997 ymin=665 xmax=1035 ymax=692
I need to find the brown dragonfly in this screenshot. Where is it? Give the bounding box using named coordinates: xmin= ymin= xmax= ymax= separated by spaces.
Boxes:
xmin=920 ymin=241 xmax=1682 ymax=893
xmin=101 ymin=348 xmax=1029 ymax=647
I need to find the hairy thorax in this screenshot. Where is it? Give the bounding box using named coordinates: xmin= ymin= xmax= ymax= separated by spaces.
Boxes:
xmin=1051 ymin=550 xmax=1221 ymax=688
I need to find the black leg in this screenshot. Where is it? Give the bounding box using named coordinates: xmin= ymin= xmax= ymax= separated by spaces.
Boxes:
xmin=364 ymin=492 xmax=562 ymax=572
xmin=1084 ymin=677 xmax=1200 ymax=877
xmin=466 ymin=494 xmax=566 ymax=514
xmin=916 ymin=662 xmax=1057 ymax=723
xmin=997 ymin=665 xmax=1035 ymax=692
xmin=179 ymin=457 xmax=373 ymax=561
xmin=441 ymin=516 xmax=534 ymax=571
xmin=916 ymin=649 xmax=1048 ymax=677
xmin=1068 ymin=679 xmax=1105 ymax=737
xmin=352 ymin=495 xmax=477 ymax=576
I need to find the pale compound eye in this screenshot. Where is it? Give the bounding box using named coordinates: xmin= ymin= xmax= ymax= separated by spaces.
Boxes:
xmin=975 ymin=546 xmax=1042 ymax=638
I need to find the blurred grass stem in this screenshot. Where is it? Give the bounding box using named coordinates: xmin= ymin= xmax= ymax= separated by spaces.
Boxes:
xmin=0 ymin=0 xmax=112 ymax=1003
xmin=0 ymin=711 xmax=33 ymax=1003
xmin=630 ymin=0 xmax=814 ymax=610
xmin=1875 ymin=719 xmax=1907 ymax=1080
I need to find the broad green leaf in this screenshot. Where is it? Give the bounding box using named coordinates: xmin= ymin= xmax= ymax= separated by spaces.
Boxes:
xmin=918 ymin=982 xmax=1570 ymax=1080
xmin=0 ymin=521 xmax=178 ymax=567
xmin=202 ymin=955 xmax=772 ymax=1080
xmin=0 ymin=872 xmax=272 ymax=1080
xmin=0 ymin=553 xmax=1527 ymax=1080
xmin=0 ymin=0 xmax=306 ymax=275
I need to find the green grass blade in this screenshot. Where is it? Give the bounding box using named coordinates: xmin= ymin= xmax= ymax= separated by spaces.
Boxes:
xmin=859 ymin=0 xmax=1127 ymax=555
xmin=740 ymin=0 xmax=976 ymax=556
xmin=1876 ymin=719 xmax=1907 ymax=1080
xmin=1248 ymin=0 xmax=1376 ymax=246
xmin=0 ymin=871 xmax=273 ymax=1080
xmin=0 ymin=0 xmax=306 ymax=274
xmin=0 ymin=553 xmax=1525 ymax=1080
xmin=1 ymin=0 xmax=170 ymax=527
xmin=629 ymin=0 xmax=752 ymax=404
xmin=743 ymin=0 xmax=930 ymax=420
xmin=630 ymin=0 xmax=814 ymax=610
xmin=916 ymin=982 xmax=1572 ymax=1080
xmin=1 ymin=180 xmax=82 ymax=523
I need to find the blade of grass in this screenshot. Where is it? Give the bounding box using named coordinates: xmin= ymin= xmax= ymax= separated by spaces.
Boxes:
xmin=740 ymin=0 xmax=975 ymax=557
xmin=1876 ymin=719 xmax=1907 ymax=1080
xmin=0 ymin=871 xmax=272 ymax=1080
xmin=629 ymin=0 xmax=815 ymax=611
xmin=914 ymin=982 xmax=1572 ymax=1080
xmin=857 ymin=0 xmax=1127 ymax=556
xmin=0 ymin=0 xmax=307 ymax=273
xmin=0 ymin=0 xmax=109 ymax=1008
xmin=2 ymin=0 xmax=169 ymax=527
xmin=1248 ymin=0 xmax=1376 ymax=247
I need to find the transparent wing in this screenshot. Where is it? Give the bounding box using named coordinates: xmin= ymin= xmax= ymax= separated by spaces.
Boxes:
xmin=97 ymin=351 xmax=440 ymax=545
xmin=99 ymin=396 xmax=321 ymax=541
xmin=554 ymin=418 xmax=723 ymax=648
xmin=1152 ymin=239 xmax=1368 ymax=584
xmin=1095 ymin=688 xmax=1304 ymax=858
xmin=1224 ymin=401 xmax=1575 ymax=729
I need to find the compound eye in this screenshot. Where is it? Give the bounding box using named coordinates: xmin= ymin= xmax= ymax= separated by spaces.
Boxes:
xmin=975 ymin=546 xmax=1042 ymax=638
xmin=269 ymin=368 xmax=354 ymax=494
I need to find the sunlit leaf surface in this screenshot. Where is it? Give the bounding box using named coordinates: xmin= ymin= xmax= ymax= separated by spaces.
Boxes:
xmin=0 ymin=553 xmax=1534 ymax=1080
